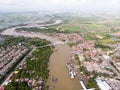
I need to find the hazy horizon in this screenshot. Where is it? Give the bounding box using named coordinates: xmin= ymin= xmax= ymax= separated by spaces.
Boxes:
xmin=0 ymin=0 xmax=120 ymax=14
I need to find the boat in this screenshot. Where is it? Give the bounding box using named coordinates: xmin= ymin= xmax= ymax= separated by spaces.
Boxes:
xmin=66 ymin=63 xmax=76 ymax=79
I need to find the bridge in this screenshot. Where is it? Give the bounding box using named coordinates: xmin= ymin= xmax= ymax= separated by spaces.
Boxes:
xmin=53 ymin=41 xmax=64 ymax=45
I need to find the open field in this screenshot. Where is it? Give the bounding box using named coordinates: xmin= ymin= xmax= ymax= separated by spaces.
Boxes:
xmin=49 ymin=17 xmax=120 ymax=33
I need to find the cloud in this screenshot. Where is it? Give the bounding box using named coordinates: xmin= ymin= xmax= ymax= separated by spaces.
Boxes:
xmin=0 ymin=0 xmax=119 ymax=12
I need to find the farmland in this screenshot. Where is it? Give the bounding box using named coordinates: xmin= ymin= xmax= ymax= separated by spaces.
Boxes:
xmin=49 ymin=16 xmax=120 ymax=34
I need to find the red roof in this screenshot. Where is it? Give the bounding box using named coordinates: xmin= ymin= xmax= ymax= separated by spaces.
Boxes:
xmin=0 ymin=86 xmax=5 ymax=90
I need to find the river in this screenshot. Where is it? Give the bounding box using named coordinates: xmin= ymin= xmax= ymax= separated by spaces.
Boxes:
xmin=48 ymin=44 xmax=81 ymax=90
xmin=1 ymin=23 xmax=81 ymax=90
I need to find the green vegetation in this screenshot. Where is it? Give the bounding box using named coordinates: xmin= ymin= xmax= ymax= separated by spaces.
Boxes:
xmin=94 ymin=43 xmax=112 ymax=50
xmin=110 ymin=28 xmax=120 ymax=33
xmin=87 ymin=78 xmax=100 ymax=90
xmin=15 ymin=17 xmax=118 ymax=33
xmin=6 ymin=46 xmax=53 ymax=90
xmin=79 ymin=66 xmax=100 ymax=90
xmin=4 ymin=36 xmax=53 ymax=90
xmin=79 ymin=66 xmax=90 ymax=76
xmin=49 ymin=17 xmax=109 ymax=32
xmin=8 ymin=47 xmax=52 ymax=90
xmin=0 ymin=36 xmax=51 ymax=48
xmin=84 ymin=33 xmax=97 ymax=40
xmin=16 ymin=27 xmax=70 ymax=33
xmin=74 ymin=55 xmax=81 ymax=65
xmin=61 ymin=23 xmax=108 ymax=32
xmin=5 ymin=82 xmax=31 ymax=90
xmin=27 ymin=47 xmax=53 ymax=80
xmin=98 ymin=39 xmax=114 ymax=44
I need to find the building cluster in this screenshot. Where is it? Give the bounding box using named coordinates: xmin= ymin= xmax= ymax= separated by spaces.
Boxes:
xmin=0 ymin=45 xmax=28 ymax=76
xmin=51 ymin=33 xmax=83 ymax=43
xmin=73 ymin=40 xmax=118 ymax=75
xmin=75 ymin=40 xmax=96 ymax=56
xmin=14 ymin=76 xmax=44 ymax=90
xmin=106 ymin=78 xmax=120 ymax=90
xmin=96 ymin=78 xmax=120 ymax=90
xmin=72 ymin=38 xmax=120 ymax=90
xmin=74 ymin=40 xmax=109 ymax=61
xmin=111 ymin=44 xmax=120 ymax=71
xmin=114 ymin=31 xmax=120 ymax=37
xmin=3 ymin=54 xmax=45 ymax=90
xmin=83 ymin=61 xmax=114 ymax=75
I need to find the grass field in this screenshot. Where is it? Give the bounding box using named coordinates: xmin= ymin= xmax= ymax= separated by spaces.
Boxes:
xmin=61 ymin=23 xmax=108 ymax=32
xmin=98 ymin=39 xmax=114 ymax=44
xmin=50 ymin=17 xmax=110 ymax=32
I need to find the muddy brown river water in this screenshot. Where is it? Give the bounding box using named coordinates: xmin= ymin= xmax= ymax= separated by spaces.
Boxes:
xmin=1 ymin=27 xmax=82 ymax=90
xmin=49 ymin=44 xmax=81 ymax=90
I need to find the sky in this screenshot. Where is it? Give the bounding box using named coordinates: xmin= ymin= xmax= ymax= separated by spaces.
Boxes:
xmin=0 ymin=0 xmax=120 ymax=13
